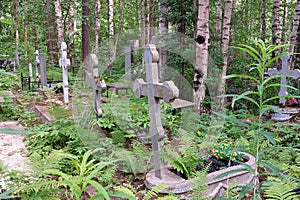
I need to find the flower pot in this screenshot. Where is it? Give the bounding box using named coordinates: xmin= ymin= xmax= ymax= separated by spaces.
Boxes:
xmin=145 ymin=152 xmax=256 ymax=198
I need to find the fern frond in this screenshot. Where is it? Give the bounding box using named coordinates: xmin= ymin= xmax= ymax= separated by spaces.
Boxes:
xmin=144 ymin=184 xmax=168 ymax=200
xmin=114 ymin=185 xmax=137 ymax=200
xmin=264 ymin=181 xmax=300 ymax=200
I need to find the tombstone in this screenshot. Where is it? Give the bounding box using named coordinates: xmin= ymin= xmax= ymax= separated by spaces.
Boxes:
xmin=59 ymin=42 xmax=71 ymax=104
xmin=39 ymin=54 xmax=47 ymax=87
xmin=266 ymin=56 xmax=300 ymax=121
xmin=14 ymin=50 xmax=19 ymax=71
xmin=133 ymin=44 xmax=179 ymax=179
xmin=124 ymin=45 xmax=133 ymax=80
xmin=34 ymin=50 xmax=40 ymax=80
xmin=86 ymin=54 xmax=106 ymax=118
xmin=28 ymin=63 xmax=33 ymax=78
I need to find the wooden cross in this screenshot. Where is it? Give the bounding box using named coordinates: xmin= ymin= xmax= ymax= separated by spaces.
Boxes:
xmin=59 ymin=42 xmax=71 ymax=104
xmin=266 ymin=56 xmax=300 ymax=104
xmin=133 ymin=44 xmax=179 ymax=179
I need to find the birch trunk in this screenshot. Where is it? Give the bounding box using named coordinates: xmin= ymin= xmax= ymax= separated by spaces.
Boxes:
xmin=13 ymin=0 xmax=19 ymax=46
xmin=95 ymin=0 xmax=101 ymax=49
xmin=147 ymin=0 xmax=156 ymax=43
xmin=194 ymin=0 xmax=209 ymax=113
xmin=272 ymin=0 xmax=283 ymax=59
xmin=68 ymin=0 xmax=75 ymax=64
xmin=108 ymin=0 xmax=114 ymax=38
xmin=217 ymin=0 xmax=233 ymax=109
xmin=289 ymin=0 xmax=300 ymax=54
xmin=55 ymin=0 xmax=65 ymax=46
xmin=216 ymin=0 xmax=223 ymax=40
xmin=82 ymin=0 xmax=90 ymax=61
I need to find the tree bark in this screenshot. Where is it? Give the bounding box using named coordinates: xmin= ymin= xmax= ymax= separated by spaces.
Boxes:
xmin=68 ymin=0 xmax=75 ymax=64
xmin=95 ymin=0 xmax=101 ymax=49
xmin=272 ymin=0 xmax=283 ymax=59
xmin=141 ymin=0 xmax=146 ymax=48
xmin=158 ymin=0 xmax=168 ymax=80
xmin=13 ymin=0 xmax=19 ymax=46
xmin=216 ymin=0 xmax=223 ymax=40
xmin=217 ymin=0 xmax=233 ymax=109
xmin=194 ymin=0 xmax=209 ymax=113
xmin=45 ymin=1 xmax=58 ymax=65
xmin=82 ymin=0 xmax=90 ymax=62
xmin=289 ymin=0 xmax=300 ymax=54
xmin=147 ymin=0 xmax=156 ymax=43
xmin=55 ymin=0 xmax=65 ymax=46
xmin=108 ymin=0 xmax=114 ymax=38
xmin=261 ymin=0 xmax=266 ymax=41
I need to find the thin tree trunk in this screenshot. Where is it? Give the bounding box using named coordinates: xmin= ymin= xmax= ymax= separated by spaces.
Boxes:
xmin=216 ymin=0 xmax=223 ymax=40
xmin=147 ymin=0 xmax=156 ymax=43
xmin=68 ymin=0 xmax=75 ymax=64
xmin=46 ymin=1 xmax=58 ymax=65
xmin=217 ymin=0 xmax=233 ymax=109
xmin=141 ymin=0 xmax=146 ymax=48
xmin=158 ymin=0 xmax=168 ymax=80
xmin=13 ymin=0 xmax=19 ymax=46
xmin=95 ymin=0 xmax=101 ymax=49
xmin=261 ymin=0 xmax=266 ymax=41
xmin=272 ymin=0 xmax=283 ymax=59
xmin=289 ymin=0 xmax=300 ymax=54
xmin=108 ymin=0 xmax=114 ymax=38
xmin=55 ymin=0 xmax=65 ymax=46
xmin=82 ymin=0 xmax=90 ymax=61
xmin=194 ymin=0 xmax=209 ymax=113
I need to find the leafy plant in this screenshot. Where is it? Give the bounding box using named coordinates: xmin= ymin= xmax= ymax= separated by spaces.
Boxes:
xmin=44 ymin=149 xmax=111 ymax=200
xmin=224 ymin=39 xmax=298 ymax=197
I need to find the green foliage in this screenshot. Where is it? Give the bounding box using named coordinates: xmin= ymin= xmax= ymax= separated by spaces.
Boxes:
xmin=0 ymin=70 xmax=19 ymax=90
xmin=44 ymin=149 xmax=111 ymax=200
xmin=113 ymin=183 xmax=178 ymax=200
xmin=25 ymin=119 xmax=86 ymax=157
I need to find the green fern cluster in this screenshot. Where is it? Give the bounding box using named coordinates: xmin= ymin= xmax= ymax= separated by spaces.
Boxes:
xmin=263 ymin=178 xmax=300 ymax=200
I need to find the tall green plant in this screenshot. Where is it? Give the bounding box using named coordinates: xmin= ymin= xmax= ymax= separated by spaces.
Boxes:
xmin=224 ymin=39 xmax=297 ymax=198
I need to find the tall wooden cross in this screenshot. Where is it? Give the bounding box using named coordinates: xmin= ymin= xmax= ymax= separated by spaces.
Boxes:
xmin=266 ymin=56 xmax=300 ymax=104
xmin=34 ymin=50 xmax=40 ymax=81
xmin=60 ymin=42 xmax=71 ymax=104
xmin=133 ymin=44 xmax=179 ymax=179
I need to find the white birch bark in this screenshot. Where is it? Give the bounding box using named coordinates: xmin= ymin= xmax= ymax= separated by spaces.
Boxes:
xmin=55 ymin=0 xmax=65 ymax=45
xmin=289 ymin=0 xmax=300 ymax=54
xmin=95 ymin=0 xmax=101 ymax=49
xmin=108 ymin=0 xmax=114 ymax=38
xmin=194 ymin=0 xmax=209 ymax=113
xmin=272 ymin=0 xmax=283 ymax=58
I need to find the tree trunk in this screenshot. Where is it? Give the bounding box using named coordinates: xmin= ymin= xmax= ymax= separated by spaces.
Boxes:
xmin=141 ymin=0 xmax=146 ymax=48
xmin=261 ymin=0 xmax=266 ymax=41
xmin=217 ymin=0 xmax=233 ymax=109
xmin=82 ymin=0 xmax=90 ymax=62
xmin=45 ymin=1 xmax=58 ymax=65
xmin=55 ymin=0 xmax=65 ymax=46
xmin=147 ymin=0 xmax=156 ymax=43
xmin=216 ymin=0 xmax=223 ymax=39
xmin=289 ymin=0 xmax=300 ymax=54
xmin=13 ymin=0 xmax=19 ymax=46
xmin=194 ymin=0 xmax=209 ymax=113
xmin=158 ymin=0 xmax=168 ymax=80
xmin=68 ymin=0 xmax=75 ymax=64
xmin=95 ymin=0 xmax=101 ymax=49
xmin=272 ymin=0 xmax=283 ymax=59
xmin=108 ymin=0 xmax=114 ymax=38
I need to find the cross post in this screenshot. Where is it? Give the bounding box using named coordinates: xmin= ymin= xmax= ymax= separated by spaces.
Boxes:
xmin=133 ymin=44 xmax=179 ymax=179
xmin=60 ymin=42 xmax=71 ymax=104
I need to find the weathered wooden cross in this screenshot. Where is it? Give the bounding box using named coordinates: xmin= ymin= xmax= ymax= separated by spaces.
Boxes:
xmin=39 ymin=54 xmax=47 ymax=87
xmin=266 ymin=56 xmax=300 ymax=105
xmin=133 ymin=44 xmax=179 ymax=179
xmin=59 ymin=42 xmax=71 ymax=104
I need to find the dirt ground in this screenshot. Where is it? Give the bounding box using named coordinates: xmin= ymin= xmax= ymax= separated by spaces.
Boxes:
xmin=0 ymin=121 xmax=30 ymax=172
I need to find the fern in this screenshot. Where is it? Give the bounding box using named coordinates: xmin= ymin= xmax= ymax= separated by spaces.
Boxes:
xmin=190 ymin=165 xmax=209 ymax=200
xmin=263 ymin=177 xmax=300 ymax=200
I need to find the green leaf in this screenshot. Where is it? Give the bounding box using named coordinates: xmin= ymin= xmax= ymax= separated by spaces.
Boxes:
xmin=0 ymin=19 xmax=14 ymax=25
xmin=261 ymin=130 xmax=275 ymax=144
xmin=223 ymin=74 xmax=259 ymax=84
xmin=88 ymin=180 xmax=110 ymax=200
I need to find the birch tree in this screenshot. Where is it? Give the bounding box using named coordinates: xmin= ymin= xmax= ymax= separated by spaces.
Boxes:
xmin=217 ymin=0 xmax=233 ymax=109
xmin=68 ymin=0 xmax=75 ymax=63
xmin=272 ymin=0 xmax=283 ymax=59
xmin=194 ymin=0 xmax=209 ymax=113
xmin=54 ymin=0 xmax=65 ymax=46
xmin=108 ymin=0 xmax=114 ymax=38
xmin=82 ymin=0 xmax=90 ymax=61
xmin=261 ymin=0 xmax=266 ymax=41
xmin=289 ymin=0 xmax=300 ymax=54
xmin=95 ymin=0 xmax=101 ymax=49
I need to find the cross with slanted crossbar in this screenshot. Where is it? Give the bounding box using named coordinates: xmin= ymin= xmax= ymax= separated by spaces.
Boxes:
xmin=266 ymin=56 xmax=300 ymax=104
xmin=133 ymin=44 xmax=179 ymax=179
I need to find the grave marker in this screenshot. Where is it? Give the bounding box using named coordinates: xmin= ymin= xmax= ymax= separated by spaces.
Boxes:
xmin=86 ymin=54 xmax=106 ymax=118
xmin=59 ymin=42 xmax=71 ymax=104
xmin=39 ymin=54 xmax=47 ymax=87
xmin=34 ymin=50 xmax=40 ymax=80
xmin=14 ymin=50 xmax=19 ymax=70
xmin=28 ymin=63 xmax=33 ymax=78
xmin=266 ymin=56 xmax=300 ymax=104
xmin=133 ymin=44 xmax=179 ymax=179
xmin=124 ymin=45 xmax=133 ymax=80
